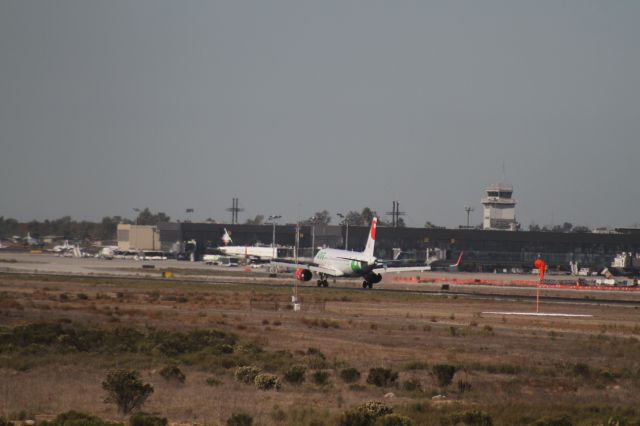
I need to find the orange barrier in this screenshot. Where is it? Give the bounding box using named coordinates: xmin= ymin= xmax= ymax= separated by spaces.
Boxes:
xmin=391 ymin=275 xmax=639 ymax=292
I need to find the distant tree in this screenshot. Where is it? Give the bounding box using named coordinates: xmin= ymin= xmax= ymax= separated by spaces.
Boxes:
xmin=361 ymin=208 xmax=376 ymax=225
xmin=425 ymin=221 xmax=438 ymax=229
xmin=135 ymin=208 xmax=171 ymax=226
xmin=562 ymin=222 xmax=573 ymax=232
xmin=245 ymin=215 xmax=265 ymax=225
xmin=301 ymin=210 xmax=331 ymax=225
xmin=345 ymin=210 xmax=364 ymax=226
xmin=529 ymin=223 xmax=541 ymax=232
xmin=396 ymin=217 xmax=406 ymax=228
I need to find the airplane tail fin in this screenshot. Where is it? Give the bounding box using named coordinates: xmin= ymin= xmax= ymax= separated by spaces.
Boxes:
xmin=222 ymin=228 xmax=233 ymax=245
xmin=363 ymin=217 xmax=377 ymax=259
xmin=453 ymin=251 xmax=464 ymax=267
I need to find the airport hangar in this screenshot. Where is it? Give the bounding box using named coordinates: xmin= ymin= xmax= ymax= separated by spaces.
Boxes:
xmin=117 ymin=223 xmax=640 ymax=272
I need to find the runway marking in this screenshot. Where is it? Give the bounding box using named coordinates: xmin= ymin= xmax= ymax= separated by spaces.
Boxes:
xmin=482 ymin=312 xmax=593 ymax=317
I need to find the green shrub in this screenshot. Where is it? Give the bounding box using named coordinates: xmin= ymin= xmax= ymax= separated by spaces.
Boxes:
xmin=159 ymin=365 xmax=185 ymax=383
xmin=432 ymin=364 xmax=457 ymax=387
xmin=532 ymin=415 xmax=572 ymax=426
xmin=226 ymin=412 xmax=253 ymax=426
xmin=254 ymin=373 xmax=281 ymax=390
xmin=206 ymin=377 xmax=222 ymax=386
xmin=234 ymin=366 xmax=261 ymax=384
xmin=0 ymin=417 xmax=13 ymax=426
xmin=402 ymin=378 xmax=422 ymax=392
xmin=338 ymin=401 xmax=393 ymax=426
xmin=374 ymin=414 xmax=414 ymax=426
xmin=129 ymin=412 xmax=167 ymax=426
xmin=312 ymin=370 xmax=330 ymax=386
xmin=367 ymin=367 xmax=398 ymax=387
xmin=102 ymin=370 xmax=154 ymax=414
xmin=448 ymin=410 xmax=493 ymax=426
xmin=572 ymin=363 xmax=590 ymax=378
xmin=284 ymin=364 xmax=306 ymax=384
xmin=340 ymin=367 xmax=361 ymax=383
xmin=40 ymin=410 xmax=121 ymax=426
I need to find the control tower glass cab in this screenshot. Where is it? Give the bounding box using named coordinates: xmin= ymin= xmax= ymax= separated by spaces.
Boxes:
xmin=482 ymin=183 xmax=517 ymax=230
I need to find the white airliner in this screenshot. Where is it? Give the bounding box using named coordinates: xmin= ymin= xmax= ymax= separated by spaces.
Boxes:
xmin=272 ymin=217 xmax=430 ymax=289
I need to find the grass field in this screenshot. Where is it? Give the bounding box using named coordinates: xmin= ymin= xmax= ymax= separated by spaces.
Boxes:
xmin=2 ymin=271 xmax=640 ymax=425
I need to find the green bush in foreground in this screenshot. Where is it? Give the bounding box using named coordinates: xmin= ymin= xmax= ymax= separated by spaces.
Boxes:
xmin=129 ymin=412 xmax=167 ymax=426
xmin=0 ymin=418 xmax=14 ymax=426
xmin=159 ymin=365 xmax=185 ymax=384
xmin=446 ymin=410 xmax=493 ymax=426
xmin=227 ymin=412 xmax=253 ymax=426
xmin=367 ymin=367 xmax=398 ymax=387
xmin=234 ymin=366 xmax=261 ymax=384
xmin=432 ymin=364 xmax=457 ymax=388
xmin=338 ymin=401 xmax=394 ymax=426
xmin=254 ymin=373 xmax=281 ymax=390
xmin=374 ymin=414 xmax=414 ymax=426
xmin=40 ymin=410 xmax=121 ymax=426
xmin=283 ymin=364 xmax=306 ymax=384
xmin=312 ymin=370 xmax=330 ymax=386
xmin=102 ymin=370 xmax=154 ymax=414
xmin=340 ymin=367 xmax=361 ymax=383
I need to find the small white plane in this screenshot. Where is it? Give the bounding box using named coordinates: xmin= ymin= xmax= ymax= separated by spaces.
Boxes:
xmin=271 ymin=217 xmax=430 ymax=289
xmin=51 ymin=240 xmax=74 ymax=253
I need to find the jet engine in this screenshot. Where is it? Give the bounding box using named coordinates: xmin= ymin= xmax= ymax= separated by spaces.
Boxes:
xmin=295 ymin=268 xmax=313 ymax=281
xmin=364 ymin=272 xmax=382 ymax=284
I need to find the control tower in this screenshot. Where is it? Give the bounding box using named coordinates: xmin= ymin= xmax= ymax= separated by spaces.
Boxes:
xmin=481 ymin=182 xmax=517 ymax=230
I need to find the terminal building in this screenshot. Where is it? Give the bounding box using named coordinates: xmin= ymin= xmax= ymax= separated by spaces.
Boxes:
xmin=118 ymin=222 xmax=640 ymax=273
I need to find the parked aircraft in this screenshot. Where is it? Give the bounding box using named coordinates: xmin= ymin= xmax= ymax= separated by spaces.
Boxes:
xmin=51 ymin=240 xmax=74 ymax=253
xmin=272 ymin=217 xmax=430 ymax=289
xmin=25 ymin=233 xmax=44 ymax=247
xmin=426 ymin=251 xmax=464 ymax=272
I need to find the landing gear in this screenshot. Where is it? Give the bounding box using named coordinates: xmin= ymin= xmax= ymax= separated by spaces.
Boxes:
xmin=362 ymin=281 xmax=373 ymax=289
xmin=317 ymin=273 xmax=329 ymax=288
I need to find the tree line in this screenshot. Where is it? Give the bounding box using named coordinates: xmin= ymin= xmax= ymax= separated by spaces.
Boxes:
xmin=0 ymin=208 xmax=170 ymax=242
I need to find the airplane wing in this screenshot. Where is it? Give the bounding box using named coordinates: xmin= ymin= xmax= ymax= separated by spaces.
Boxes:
xmin=270 ymin=260 xmax=344 ymax=277
xmin=373 ymin=265 xmax=432 ymax=273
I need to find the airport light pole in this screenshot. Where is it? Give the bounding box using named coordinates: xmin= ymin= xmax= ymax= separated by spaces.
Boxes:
xmin=268 ymin=215 xmax=281 ymax=259
xmin=337 ymin=213 xmax=349 ymax=250
xmin=133 ymin=208 xmax=140 ymax=225
xmin=310 ymin=216 xmax=317 ymax=258
xmin=464 ymin=206 xmax=475 ymax=229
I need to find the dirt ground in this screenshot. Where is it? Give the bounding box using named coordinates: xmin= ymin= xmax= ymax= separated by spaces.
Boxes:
xmin=2 ymin=270 xmax=640 ymax=425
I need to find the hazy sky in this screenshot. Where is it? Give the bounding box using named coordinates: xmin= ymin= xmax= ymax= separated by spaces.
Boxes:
xmin=1 ymin=1 xmax=639 ymax=228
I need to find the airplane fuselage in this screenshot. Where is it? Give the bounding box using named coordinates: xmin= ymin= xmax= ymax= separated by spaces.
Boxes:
xmin=313 ymin=248 xmax=376 ymax=277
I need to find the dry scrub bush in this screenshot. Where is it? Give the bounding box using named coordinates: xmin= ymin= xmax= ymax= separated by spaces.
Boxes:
xmin=254 ymin=373 xmax=281 ymax=390
xmin=40 ymin=410 xmax=121 ymax=426
xmin=234 ymin=366 xmax=261 ymax=384
xmin=159 ymin=364 xmax=186 ymax=383
xmin=312 ymin=370 xmax=331 ymax=386
xmin=432 ymin=364 xmax=457 ymax=388
xmin=340 ymin=367 xmax=361 ymax=383
xmin=130 ymin=412 xmax=168 ymax=426
xmin=283 ymin=364 xmax=306 ymax=384
xmin=367 ymin=367 xmax=398 ymax=387
xmin=338 ymin=401 xmax=394 ymax=426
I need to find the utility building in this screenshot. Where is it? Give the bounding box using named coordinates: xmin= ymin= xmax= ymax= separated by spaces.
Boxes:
xmin=482 ymin=182 xmax=517 ymax=231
